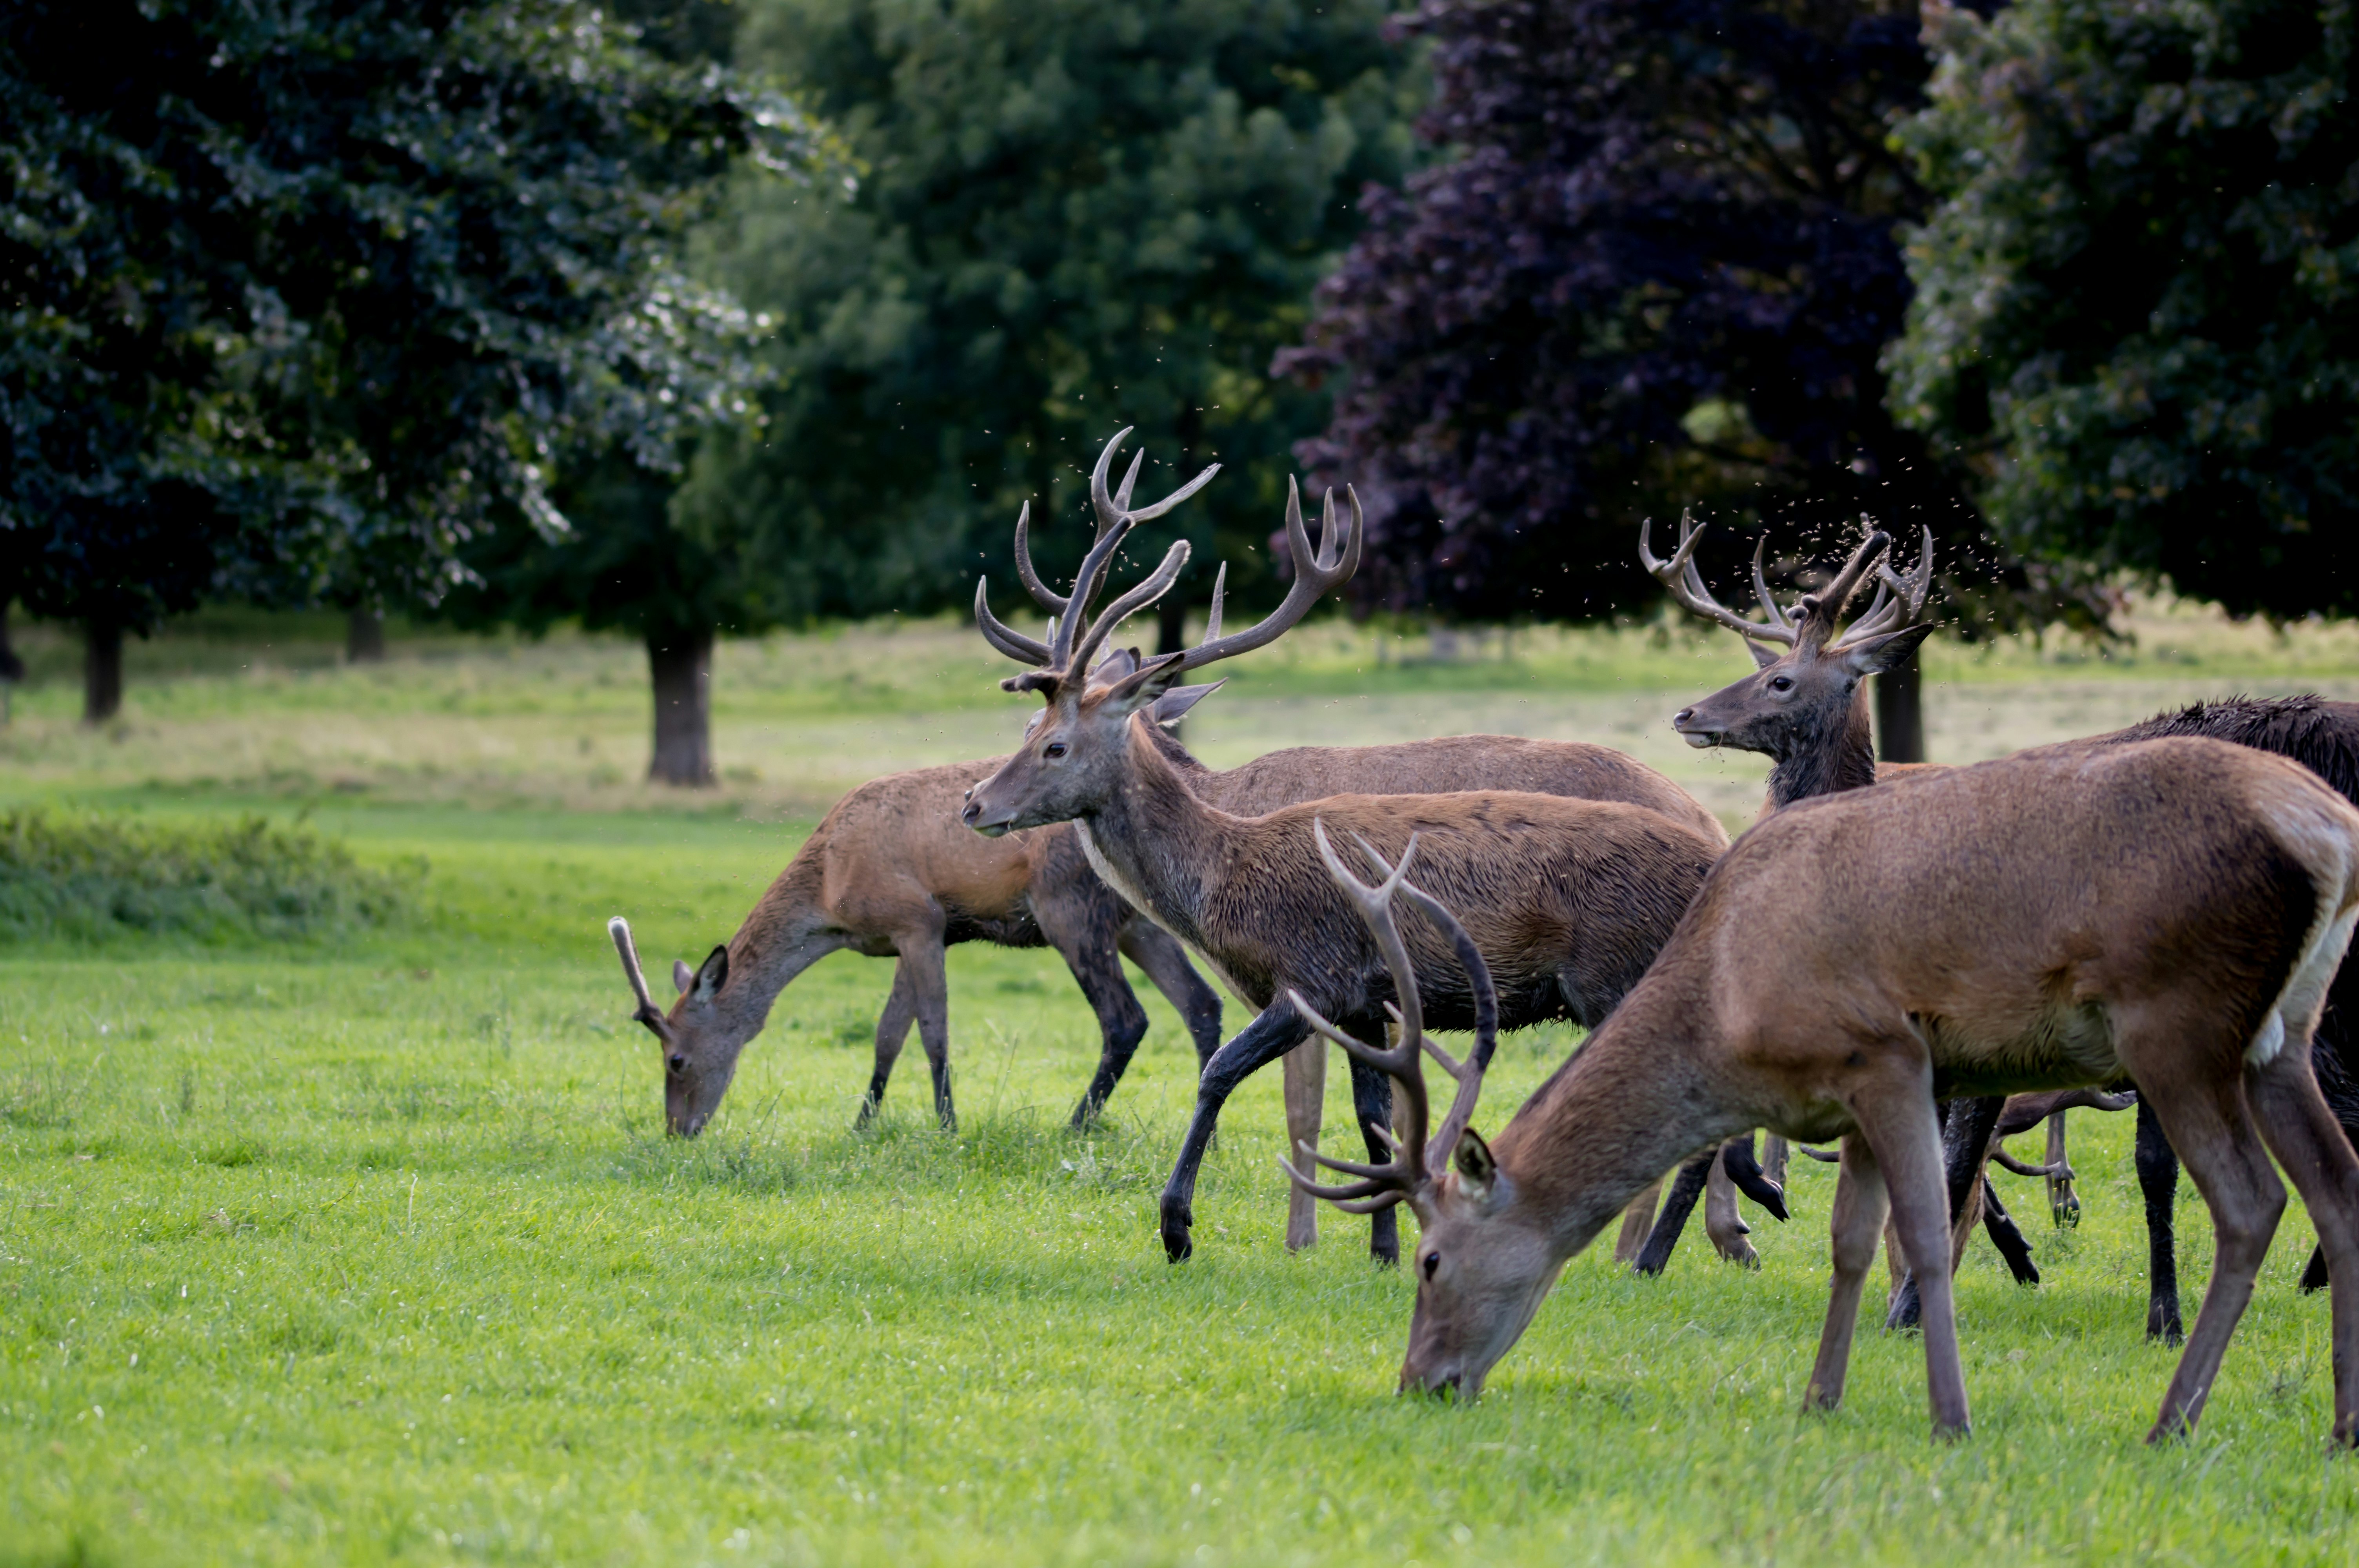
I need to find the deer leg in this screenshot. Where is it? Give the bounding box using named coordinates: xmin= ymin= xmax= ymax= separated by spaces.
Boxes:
xmin=1887 ymin=1094 xmax=2003 ymax=1331
xmin=1045 ymin=920 xmax=1151 ymax=1131
xmin=1805 ymin=1134 xmax=1890 ymax=1414
xmin=1347 ymin=1053 xmax=1401 ymax=1266
xmin=2246 ymin=1044 xmax=2359 ymax=1443
xmin=857 ymin=960 xmax=920 ymax=1129
xmin=1160 ymin=1004 xmax=1312 ymax=1263
xmin=1283 ymin=1032 xmax=1327 ymax=1253
xmin=2135 ymin=1095 xmax=2185 ymax=1344
xmin=1979 ymin=1176 xmax=2040 ymax=1285
xmin=1762 ymin=1134 xmax=1791 ymax=1193
xmin=1721 ymin=1132 xmax=1790 ymax=1220
xmin=897 ymin=931 xmax=956 ymax=1131
xmin=2297 ymin=1029 xmax=2359 ymax=1292
xmin=1119 ymin=920 xmax=1225 ymax=1070
xmin=2045 ymin=1111 xmax=2080 ymax=1227
xmin=1703 ymin=1149 xmax=1760 ymax=1268
xmin=1632 ymin=1148 xmax=1715 ymax=1275
xmin=2134 ymin=1070 xmax=2283 ymax=1444
xmin=1861 ymin=1083 xmax=1974 ymax=1437
xmin=1613 ymin=1180 xmax=1663 ymax=1267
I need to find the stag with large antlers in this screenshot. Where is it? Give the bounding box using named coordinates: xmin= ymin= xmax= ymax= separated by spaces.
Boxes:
xmin=1292 ymin=735 xmax=2359 ymax=1444
xmin=962 ymin=431 xmax=1728 ymax=1263
xmin=1655 ymin=518 xmax=2359 ymax=1333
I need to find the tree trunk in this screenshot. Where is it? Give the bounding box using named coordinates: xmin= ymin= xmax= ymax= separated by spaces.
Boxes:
xmin=1155 ymin=597 xmax=1187 ymax=656
xmin=84 ymin=618 xmax=123 ymax=725
xmin=1874 ymin=644 xmax=1926 ymax=764
xmin=0 ymin=604 xmax=23 ymax=684
xmin=647 ymin=628 xmax=715 ymax=786
xmin=346 ymin=608 xmax=386 ymax=664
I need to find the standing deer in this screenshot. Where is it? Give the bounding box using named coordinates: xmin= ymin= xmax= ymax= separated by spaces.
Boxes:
xmin=1289 ymin=737 xmax=2359 ymax=1445
xmin=1655 ymin=517 xmax=2359 ymax=1333
xmin=961 ymin=437 xmax=1728 ymax=1263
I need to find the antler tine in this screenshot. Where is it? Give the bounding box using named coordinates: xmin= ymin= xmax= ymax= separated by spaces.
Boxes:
xmin=1010 ymin=502 xmax=1069 ymax=617
xmin=1167 ymin=478 xmax=1363 ymax=676
xmin=1390 ymin=884 xmax=1496 ymax=1161
xmin=1065 ymin=540 xmax=1192 ymax=681
xmin=1748 ymin=536 xmax=1795 ymax=633
xmin=1639 ymin=513 xmax=1797 ymax=646
xmin=1803 ymin=523 xmax=1889 ymax=621
xmin=1112 ymin=447 xmax=1144 ymax=517
xmin=607 ymin=916 xmax=676 ymax=1042
xmin=1832 ymin=525 xmax=1936 ymax=649
xmin=974 ymin=577 xmax=1052 ymax=665
xmin=1201 ymin=562 xmax=1227 ymax=642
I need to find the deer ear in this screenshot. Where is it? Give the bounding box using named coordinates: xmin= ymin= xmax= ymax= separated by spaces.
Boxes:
xmin=1453 ymin=1127 xmax=1497 ymax=1196
xmin=1104 ymin=651 xmax=1187 ymax=715
xmin=1150 ymin=678 xmax=1225 ymax=727
xmin=672 ymin=959 xmax=694 ymax=995
xmin=1839 ymin=620 xmax=1935 ymax=677
xmin=1745 ymin=638 xmax=1784 ymax=671
xmin=691 ymin=944 xmax=729 ymax=1003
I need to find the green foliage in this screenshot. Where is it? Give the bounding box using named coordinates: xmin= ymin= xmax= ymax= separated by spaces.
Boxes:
xmin=0 ymin=809 xmax=412 ymax=945
xmin=678 ymin=0 xmax=1421 ymax=625
xmin=0 ymin=0 xmax=829 ymax=633
xmin=1892 ymin=0 xmax=2359 ymax=619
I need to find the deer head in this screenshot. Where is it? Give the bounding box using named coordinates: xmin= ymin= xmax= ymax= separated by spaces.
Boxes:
xmin=1641 ymin=515 xmax=1936 ymax=801
xmin=962 ymin=428 xmax=1360 ymax=835
xmin=607 ymin=916 xmax=742 ymax=1136
xmin=1279 ymin=824 xmax=1552 ymax=1401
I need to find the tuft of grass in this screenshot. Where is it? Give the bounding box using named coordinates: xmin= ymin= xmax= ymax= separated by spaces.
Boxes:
xmin=0 ymin=808 xmax=415 ymax=946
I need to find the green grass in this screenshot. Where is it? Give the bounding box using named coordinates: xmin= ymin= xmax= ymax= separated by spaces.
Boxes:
xmin=7 ymin=610 xmax=2359 ymax=1564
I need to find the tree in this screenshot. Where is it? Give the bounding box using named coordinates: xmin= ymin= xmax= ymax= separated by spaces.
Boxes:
xmin=1891 ymin=0 xmax=2359 ymax=620
xmin=676 ymin=0 xmax=1419 ymax=639
xmin=0 ymin=0 xmax=821 ymax=720
xmin=1281 ymin=0 xmax=2084 ymax=760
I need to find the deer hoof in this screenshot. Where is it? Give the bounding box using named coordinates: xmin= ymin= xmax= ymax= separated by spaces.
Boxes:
xmin=1161 ymin=1198 xmax=1194 ymax=1263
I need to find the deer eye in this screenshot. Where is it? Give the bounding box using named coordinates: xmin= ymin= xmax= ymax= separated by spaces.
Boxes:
xmin=1043 ymin=742 xmax=1068 ymax=759
xmin=667 ymin=1053 xmax=687 ymax=1074
xmin=1768 ymin=676 xmax=1794 ymax=693
xmin=1422 ymin=1251 xmax=1440 ymax=1281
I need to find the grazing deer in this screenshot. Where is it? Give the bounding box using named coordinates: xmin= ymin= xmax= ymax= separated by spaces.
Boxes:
xmin=1656 ymin=519 xmax=2359 ymax=1335
xmin=606 ymin=741 xmax=1227 ymax=1137
xmin=1289 ymin=737 xmax=2359 ymax=1444
xmin=962 ymin=435 xmax=1728 ymax=1263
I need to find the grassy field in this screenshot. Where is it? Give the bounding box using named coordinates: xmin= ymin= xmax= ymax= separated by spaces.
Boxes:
xmin=7 ymin=605 xmax=2359 ymax=1566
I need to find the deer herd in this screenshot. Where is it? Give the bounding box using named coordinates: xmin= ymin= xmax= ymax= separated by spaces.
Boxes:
xmin=609 ymin=430 xmax=2359 ymax=1449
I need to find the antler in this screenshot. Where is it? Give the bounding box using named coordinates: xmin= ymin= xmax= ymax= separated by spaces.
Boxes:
xmin=1829 ymin=524 xmax=1935 ymax=650
xmin=973 ymin=427 xmax=1220 ymax=676
xmin=607 ymin=916 xmax=675 ymax=1044
xmin=1275 ymin=821 xmax=1496 ymax=1214
xmin=1157 ymin=475 xmax=1362 ymax=677
xmin=1791 ymin=523 xmax=1891 ymax=650
xmin=1639 ymin=513 xmax=1797 ymax=647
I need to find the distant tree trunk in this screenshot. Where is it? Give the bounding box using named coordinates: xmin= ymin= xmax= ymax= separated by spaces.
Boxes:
xmin=346 ymin=608 xmax=386 ymax=664
xmin=1875 ymin=646 xmax=1926 ymax=764
xmin=84 ymin=618 xmax=123 ymax=725
xmin=647 ymin=628 xmax=715 ymax=786
xmin=1156 ymin=597 xmax=1187 ymax=656
xmin=0 ymin=604 xmax=23 ymax=684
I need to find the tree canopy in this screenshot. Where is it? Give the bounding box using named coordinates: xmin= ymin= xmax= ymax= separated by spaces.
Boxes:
xmin=1891 ymin=0 xmax=2359 ymax=620
xmin=678 ymin=0 xmax=1419 ymax=632
xmin=0 ymin=0 xmax=822 ymax=673
xmin=1281 ymin=0 xmax=2024 ymax=624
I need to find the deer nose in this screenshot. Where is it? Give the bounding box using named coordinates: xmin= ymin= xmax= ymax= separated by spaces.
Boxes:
xmin=1673 ymin=706 xmax=1696 ymax=725
xmin=960 ymin=800 xmax=981 ymax=827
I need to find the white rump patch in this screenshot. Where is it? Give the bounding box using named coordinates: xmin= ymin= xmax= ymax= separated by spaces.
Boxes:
xmin=2250 ymin=774 xmax=2359 ymax=1065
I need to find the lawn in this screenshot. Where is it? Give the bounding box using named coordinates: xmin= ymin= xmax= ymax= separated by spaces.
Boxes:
xmin=5 ymin=606 xmax=2359 ymax=1566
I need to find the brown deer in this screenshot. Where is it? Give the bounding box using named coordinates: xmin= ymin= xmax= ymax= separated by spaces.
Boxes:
xmin=1656 ymin=518 xmax=2359 ymax=1335
xmin=606 ymin=742 xmax=1226 ymax=1137
xmin=1289 ymin=737 xmax=2359 ymax=1444
xmin=961 ymin=438 xmax=1728 ymax=1265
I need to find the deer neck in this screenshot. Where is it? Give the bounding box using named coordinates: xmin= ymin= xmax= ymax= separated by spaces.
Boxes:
xmin=1766 ymin=684 xmax=1878 ymax=808
xmin=1492 ymin=978 xmax=1749 ymax=1258
xmin=717 ymin=853 xmax=844 ymax=1028
xmin=1070 ymin=719 xmax=1230 ymax=953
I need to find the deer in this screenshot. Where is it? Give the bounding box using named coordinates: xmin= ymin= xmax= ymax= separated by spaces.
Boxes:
xmin=606 ymin=728 xmax=1227 ymax=1138
xmin=1287 ymin=735 xmax=2359 ymax=1445
xmin=1654 ymin=516 xmax=2359 ymax=1336
xmin=960 ymin=434 xmax=1730 ymax=1265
